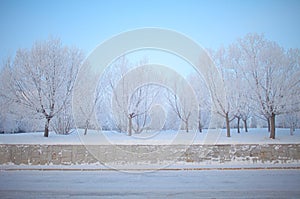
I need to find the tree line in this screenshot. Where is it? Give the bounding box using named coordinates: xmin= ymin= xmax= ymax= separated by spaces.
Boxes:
xmin=0 ymin=34 xmax=299 ymax=139
xmin=208 ymin=33 xmax=300 ymax=138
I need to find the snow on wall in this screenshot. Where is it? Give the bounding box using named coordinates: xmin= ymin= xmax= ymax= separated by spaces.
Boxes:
xmin=0 ymin=144 xmax=299 ymax=165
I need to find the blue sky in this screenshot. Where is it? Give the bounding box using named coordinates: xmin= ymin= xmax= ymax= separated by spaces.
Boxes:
xmin=1 ymin=0 xmax=300 ymax=61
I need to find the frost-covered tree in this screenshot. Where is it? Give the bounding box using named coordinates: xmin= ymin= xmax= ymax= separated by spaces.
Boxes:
xmin=3 ymin=38 xmax=83 ymax=137
xmin=112 ymin=68 xmax=160 ymax=136
xmin=188 ymin=73 xmax=211 ymax=132
xmin=208 ymin=47 xmax=236 ymax=137
xmin=1 ymin=58 xmax=45 ymax=133
xmin=129 ymin=84 xmax=161 ymax=134
xmin=97 ymin=56 xmax=161 ymax=135
xmin=166 ymin=77 xmax=198 ymax=133
xmin=0 ymin=60 xmax=15 ymax=133
xmin=236 ymin=33 xmax=300 ymax=139
xmin=227 ymin=44 xmax=252 ymax=133
xmin=51 ymin=102 xmax=74 ymax=135
xmin=73 ymin=61 xmax=102 ymax=135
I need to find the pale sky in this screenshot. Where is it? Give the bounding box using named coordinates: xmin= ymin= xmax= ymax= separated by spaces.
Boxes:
xmin=1 ymin=0 xmax=300 ymax=62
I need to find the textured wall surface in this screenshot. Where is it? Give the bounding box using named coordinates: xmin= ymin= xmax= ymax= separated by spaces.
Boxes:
xmin=0 ymin=144 xmax=299 ymax=165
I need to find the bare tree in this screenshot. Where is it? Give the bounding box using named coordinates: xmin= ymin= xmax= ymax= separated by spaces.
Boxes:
xmin=3 ymin=38 xmax=83 ymax=137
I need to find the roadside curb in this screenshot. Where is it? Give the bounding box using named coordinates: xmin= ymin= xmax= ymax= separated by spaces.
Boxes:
xmin=1 ymin=166 xmax=300 ymax=171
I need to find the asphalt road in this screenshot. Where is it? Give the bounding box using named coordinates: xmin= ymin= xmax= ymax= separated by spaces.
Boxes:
xmin=1 ymin=169 xmax=300 ymax=198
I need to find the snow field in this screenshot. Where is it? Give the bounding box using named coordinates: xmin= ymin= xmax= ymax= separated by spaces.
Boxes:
xmin=0 ymin=128 xmax=299 ymax=145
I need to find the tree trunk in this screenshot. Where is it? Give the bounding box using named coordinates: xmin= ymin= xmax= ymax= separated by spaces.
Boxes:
xmin=269 ymin=113 xmax=276 ymax=139
xmin=225 ymin=113 xmax=230 ymax=137
xmin=237 ymin=117 xmax=240 ymax=133
xmin=128 ymin=116 xmax=132 ymax=136
xmin=44 ymin=118 xmax=51 ymax=137
xmin=267 ymin=118 xmax=271 ymax=132
xmin=185 ymin=120 xmax=189 ymax=133
xmin=290 ymin=122 xmax=296 ymax=135
xmin=243 ymin=119 xmax=248 ymax=132
xmin=198 ymin=120 xmax=202 ymax=133
xmin=198 ymin=109 xmax=202 ymax=133
xmin=290 ymin=127 xmax=294 ymax=136
xmin=84 ymin=119 xmax=89 ymax=135
xmin=292 ymin=122 xmax=295 ymax=132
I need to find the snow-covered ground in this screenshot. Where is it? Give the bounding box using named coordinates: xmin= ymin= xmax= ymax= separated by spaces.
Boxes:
xmin=0 ymin=128 xmax=299 ymax=145
xmin=0 ymin=169 xmax=299 ymax=198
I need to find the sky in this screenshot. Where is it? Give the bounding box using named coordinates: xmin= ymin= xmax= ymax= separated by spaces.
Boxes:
xmin=0 ymin=0 xmax=300 ymax=63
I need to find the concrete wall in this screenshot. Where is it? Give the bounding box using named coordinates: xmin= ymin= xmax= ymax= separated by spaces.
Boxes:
xmin=0 ymin=144 xmax=299 ymax=165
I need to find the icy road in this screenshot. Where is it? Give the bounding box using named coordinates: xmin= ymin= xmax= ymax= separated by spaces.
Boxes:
xmin=0 ymin=169 xmax=300 ymax=198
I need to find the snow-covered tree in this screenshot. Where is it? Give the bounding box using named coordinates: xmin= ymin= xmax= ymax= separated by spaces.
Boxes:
xmin=0 ymin=60 xmax=16 ymax=133
xmin=227 ymin=44 xmax=252 ymax=133
xmin=2 ymin=38 xmax=83 ymax=137
xmin=129 ymin=84 xmax=161 ymax=134
xmin=111 ymin=67 xmax=160 ymax=135
xmin=208 ymin=47 xmax=236 ymax=137
xmin=236 ymin=33 xmax=300 ymax=139
xmin=51 ymin=103 xmax=74 ymax=135
xmin=73 ymin=60 xmax=102 ymax=135
xmin=166 ymin=75 xmax=198 ymax=133
xmin=96 ymin=56 xmax=162 ymax=135
xmin=188 ymin=73 xmax=211 ymax=132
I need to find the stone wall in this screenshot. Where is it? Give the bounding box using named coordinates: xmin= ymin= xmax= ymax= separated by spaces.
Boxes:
xmin=0 ymin=144 xmax=299 ymax=165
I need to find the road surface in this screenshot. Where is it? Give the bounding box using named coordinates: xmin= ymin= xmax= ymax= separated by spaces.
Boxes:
xmin=1 ymin=169 xmax=300 ymax=198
